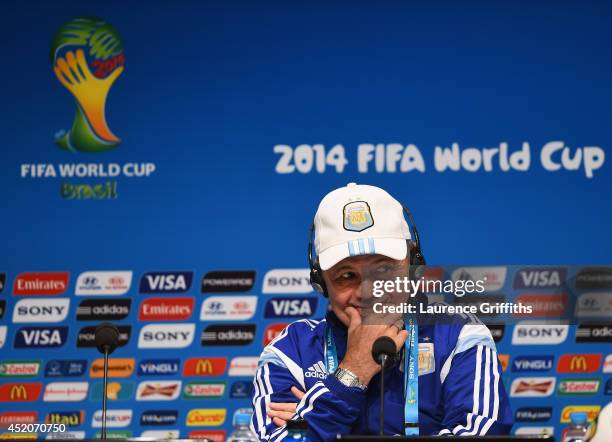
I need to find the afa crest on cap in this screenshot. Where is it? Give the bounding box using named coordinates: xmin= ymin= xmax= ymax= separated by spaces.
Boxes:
xmin=343 ymin=201 xmax=374 ymax=232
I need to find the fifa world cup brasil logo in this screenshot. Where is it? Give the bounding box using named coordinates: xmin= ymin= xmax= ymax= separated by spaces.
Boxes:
xmin=51 ymin=17 xmax=124 ymax=152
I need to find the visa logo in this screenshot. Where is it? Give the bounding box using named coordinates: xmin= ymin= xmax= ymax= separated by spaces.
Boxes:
xmin=138 ymin=359 xmax=180 ymax=376
xmin=14 ymin=327 xmax=68 ymax=348
xmin=512 ymin=356 xmax=554 ymax=372
xmin=139 ymin=271 xmax=193 ymax=293
xmin=264 ymin=297 xmax=318 ymax=318
xmin=513 ymin=268 xmax=566 ymax=289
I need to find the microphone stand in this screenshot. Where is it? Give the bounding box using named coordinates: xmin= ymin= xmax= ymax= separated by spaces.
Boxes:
xmin=101 ymin=345 xmax=109 ymax=440
xmin=379 ymin=354 xmax=388 ymax=436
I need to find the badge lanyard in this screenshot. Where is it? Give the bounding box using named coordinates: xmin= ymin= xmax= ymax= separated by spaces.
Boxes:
xmin=324 ymin=319 xmax=419 ymax=436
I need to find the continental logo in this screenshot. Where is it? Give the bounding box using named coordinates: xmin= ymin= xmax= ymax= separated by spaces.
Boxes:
xmin=557 ymin=378 xmax=600 ymax=395
xmin=183 ymin=358 xmax=227 ymax=377
xmin=560 ymin=405 xmax=600 ymax=423
xmin=0 ymin=361 xmax=40 ymax=377
xmin=186 ymin=409 xmax=226 ymax=427
xmin=0 ymin=383 xmax=42 ymax=402
xmin=51 ymin=17 xmax=124 ymax=152
xmin=45 ymin=411 xmax=85 ymax=426
xmin=557 ymin=354 xmax=601 ymax=373
xmin=90 ymin=358 xmax=135 ymax=378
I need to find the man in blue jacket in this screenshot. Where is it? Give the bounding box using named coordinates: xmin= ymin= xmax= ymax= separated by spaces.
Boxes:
xmin=251 ymin=183 xmax=513 ymax=440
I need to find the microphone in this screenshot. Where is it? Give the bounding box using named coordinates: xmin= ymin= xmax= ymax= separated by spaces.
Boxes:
xmin=371 ymin=336 xmax=398 ymax=436
xmin=94 ymin=323 xmax=120 ymax=440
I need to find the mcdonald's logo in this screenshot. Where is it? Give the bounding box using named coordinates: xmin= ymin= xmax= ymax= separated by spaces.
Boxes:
xmin=0 ymin=383 xmax=42 ymax=402
xmin=183 ymin=357 xmax=226 ymax=377
xmin=557 ymin=354 xmax=601 ymax=373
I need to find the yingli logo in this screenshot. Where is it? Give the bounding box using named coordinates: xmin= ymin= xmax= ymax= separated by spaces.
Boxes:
xmin=557 ymin=354 xmax=602 ymax=373
xmin=0 ymin=383 xmax=42 ymax=402
xmin=13 ymin=272 xmax=69 ymax=296
xmin=139 ymin=297 xmax=194 ymax=321
xmin=183 ymin=358 xmax=227 ymax=377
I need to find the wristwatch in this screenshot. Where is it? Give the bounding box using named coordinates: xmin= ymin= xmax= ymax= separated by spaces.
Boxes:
xmin=333 ymin=367 xmax=367 ymax=391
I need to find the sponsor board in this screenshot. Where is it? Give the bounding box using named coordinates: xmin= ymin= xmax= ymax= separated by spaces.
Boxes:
xmin=75 ymin=271 xmax=132 ymax=295
xmin=451 ymin=266 xmax=506 ymax=291
xmin=139 ymin=297 xmax=194 ymax=321
xmin=575 ymin=292 xmax=612 ymax=318
xmin=136 ymin=381 xmax=182 ymax=401
xmin=183 ymin=358 xmax=227 ymax=377
xmin=0 ymin=273 xmax=5 ymax=292
xmin=606 ymin=379 xmax=612 ymax=395
xmin=512 ymin=356 xmax=553 ymax=372
xmin=228 ymin=357 xmax=258 ymax=377
xmin=0 ymin=383 xmax=42 ymax=402
xmin=513 ymin=267 xmax=567 ymax=289
xmin=185 ymin=409 xmax=226 ymax=427
xmin=0 ymin=326 xmax=6 ymax=349
xmin=0 ymin=361 xmax=40 ymax=377
xmin=77 ymin=325 xmax=130 ymax=348
xmin=139 ymin=271 xmax=193 ymax=293
xmin=0 ymin=300 xmax=5 ymax=319
xmin=515 ymin=407 xmax=553 ymax=422
xmin=45 ymin=360 xmax=87 ymax=377
xmin=43 ymin=382 xmax=88 ymax=402
xmin=513 ymin=293 xmax=567 ymax=317
xmin=140 ymin=410 xmax=178 ymax=426
xmin=13 ymin=272 xmax=69 ymax=296
xmin=12 ymin=298 xmax=70 ymax=323
xmin=183 ymin=382 xmax=226 ymax=399
xmin=140 ymin=430 xmax=179 ymax=439
xmin=14 ymin=326 xmax=68 ymax=348
xmin=200 ymin=296 xmax=257 ymax=321
xmin=138 ymin=359 xmax=180 ymax=376
xmin=557 ymin=354 xmax=601 ymax=373
xmin=514 ymin=427 xmax=554 ymax=436
xmin=264 ymin=297 xmax=318 ymax=318
xmin=46 ymin=431 xmax=86 ymax=440
xmin=93 ymin=431 xmax=132 ymax=439
xmin=604 ymin=354 xmax=612 ymax=373
xmin=560 ymin=405 xmax=600 ymax=423
xmin=576 ymin=267 xmax=612 ymax=289
xmin=201 ymin=271 xmax=255 ymax=293
xmin=557 ymin=378 xmax=600 ymax=395
xmin=497 ymin=354 xmax=509 ymax=372
xmin=487 ymin=324 xmax=505 ymax=342
xmin=138 ymin=323 xmax=195 ymax=348
xmin=201 ymin=324 xmax=256 ymax=346
xmin=576 ymin=323 xmax=612 ymax=343
xmin=76 ymin=299 xmax=131 ymax=320
xmin=262 ymin=269 xmax=312 ymax=294
xmin=45 ymin=411 xmax=84 ymax=426
xmin=264 ymin=323 xmax=288 ymax=346
xmin=512 ymin=322 xmax=569 ymax=345
xmin=91 ymin=410 xmax=132 ymax=428
xmin=90 ymin=381 xmax=134 ymax=401
xmin=510 ymin=377 xmax=556 ymax=397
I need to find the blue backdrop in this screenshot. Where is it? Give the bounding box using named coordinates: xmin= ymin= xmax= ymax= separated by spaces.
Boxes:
xmin=1 ymin=0 xmax=611 ymax=439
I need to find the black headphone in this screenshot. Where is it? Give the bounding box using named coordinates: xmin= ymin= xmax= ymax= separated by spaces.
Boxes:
xmin=308 ymin=205 xmax=426 ymax=297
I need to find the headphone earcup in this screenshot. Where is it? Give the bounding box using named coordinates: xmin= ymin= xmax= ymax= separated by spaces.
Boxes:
xmin=310 ymin=262 xmax=328 ymax=297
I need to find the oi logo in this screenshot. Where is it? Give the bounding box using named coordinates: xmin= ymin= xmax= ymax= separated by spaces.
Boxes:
xmin=50 ymin=17 xmax=125 ymax=152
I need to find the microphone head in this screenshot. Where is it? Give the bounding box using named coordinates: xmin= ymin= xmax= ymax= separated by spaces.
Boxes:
xmin=94 ymin=322 xmax=120 ymax=355
xmin=371 ymin=336 xmax=397 ymax=366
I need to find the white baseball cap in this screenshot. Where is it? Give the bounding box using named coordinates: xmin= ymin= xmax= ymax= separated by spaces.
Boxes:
xmin=314 ymin=183 xmax=411 ymax=271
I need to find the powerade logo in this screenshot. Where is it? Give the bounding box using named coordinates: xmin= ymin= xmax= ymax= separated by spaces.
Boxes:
xmin=512 ymin=356 xmax=554 ymax=372
xmin=229 ymin=381 xmax=254 ymax=399
xmin=14 ymin=327 xmax=68 ymax=348
xmin=513 ymin=267 xmax=567 ymax=289
xmin=201 ymin=271 xmax=256 ymax=293
xmin=138 ymin=359 xmax=180 ymax=377
xmin=45 ymin=360 xmax=87 ymax=377
xmin=51 ymin=17 xmax=124 ymax=152
xmin=576 ymin=267 xmax=612 ymax=289
xmin=515 ymin=407 xmax=553 ymax=422
xmin=139 ymin=271 xmax=193 ymax=294
xmin=264 ymin=297 xmax=318 ymax=318
xmin=140 ymin=410 xmax=178 ymax=426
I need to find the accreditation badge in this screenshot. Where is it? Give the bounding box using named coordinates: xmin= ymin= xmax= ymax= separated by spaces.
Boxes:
xmin=418 ymin=343 xmax=435 ymax=376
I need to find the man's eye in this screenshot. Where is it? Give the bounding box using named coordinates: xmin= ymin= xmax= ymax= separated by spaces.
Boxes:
xmin=336 ymin=272 xmax=355 ymax=282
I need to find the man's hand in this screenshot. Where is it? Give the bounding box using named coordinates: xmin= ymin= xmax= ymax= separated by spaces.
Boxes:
xmin=267 ymin=386 xmax=305 ymax=426
xmin=339 ymin=306 xmax=408 ymax=385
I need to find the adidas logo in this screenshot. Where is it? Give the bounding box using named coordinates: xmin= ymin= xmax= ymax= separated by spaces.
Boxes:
xmin=304 ymin=361 xmax=327 ymax=379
